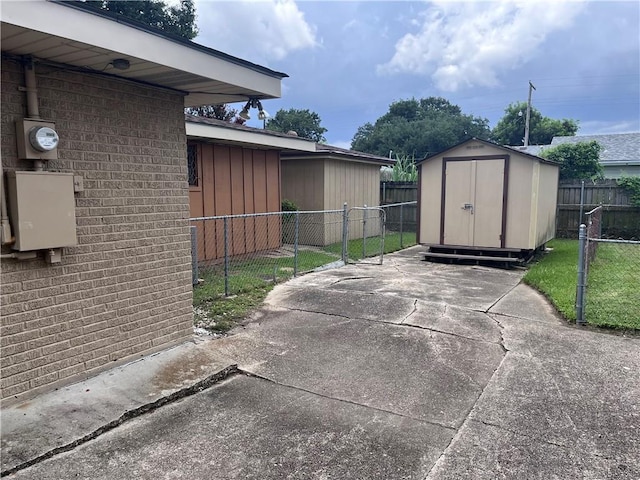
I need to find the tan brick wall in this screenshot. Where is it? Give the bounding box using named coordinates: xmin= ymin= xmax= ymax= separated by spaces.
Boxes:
xmin=1 ymin=58 xmax=193 ymax=403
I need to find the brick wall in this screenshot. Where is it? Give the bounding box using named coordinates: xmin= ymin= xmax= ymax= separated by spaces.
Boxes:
xmin=0 ymin=58 xmax=193 ymax=403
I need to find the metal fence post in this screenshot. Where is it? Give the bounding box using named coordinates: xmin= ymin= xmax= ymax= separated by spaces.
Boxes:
xmin=223 ymin=216 xmax=229 ymax=297
xmin=379 ymin=209 xmax=385 ymax=265
xmin=579 ymin=180 xmax=585 ymax=225
xmin=294 ymin=211 xmax=299 ymax=276
xmin=362 ymin=204 xmax=367 ymax=259
xmin=399 ymin=203 xmax=404 ymax=248
xmin=191 ymin=225 xmax=198 ymax=286
xmin=576 ymin=224 xmax=587 ymax=325
xmin=341 ymin=203 xmax=348 ymax=264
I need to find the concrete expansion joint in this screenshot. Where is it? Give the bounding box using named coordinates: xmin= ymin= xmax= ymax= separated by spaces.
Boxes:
xmin=238 ymin=369 xmax=457 ymax=433
xmin=0 ymin=365 xmax=240 ymax=478
xmin=280 ymin=306 xmax=354 ymax=321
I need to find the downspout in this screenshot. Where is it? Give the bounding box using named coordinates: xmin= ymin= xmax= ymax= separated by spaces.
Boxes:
xmin=24 ymin=57 xmax=44 ymax=171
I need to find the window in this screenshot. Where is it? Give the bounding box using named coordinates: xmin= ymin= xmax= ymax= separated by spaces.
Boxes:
xmin=187 ymin=144 xmax=198 ymax=187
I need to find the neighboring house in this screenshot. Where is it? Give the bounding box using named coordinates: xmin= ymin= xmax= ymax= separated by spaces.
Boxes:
xmin=281 ymin=145 xmax=393 ymax=245
xmin=550 ymin=133 xmax=640 ymax=179
xmin=418 ymin=138 xmax=559 ymax=261
xmin=185 ymin=115 xmax=315 ymax=261
xmin=0 ymin=1 xmax=286 ymax=403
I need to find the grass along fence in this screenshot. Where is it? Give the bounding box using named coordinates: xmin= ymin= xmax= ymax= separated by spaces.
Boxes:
xmin=191 ymin=203 xmax=417 ymax=333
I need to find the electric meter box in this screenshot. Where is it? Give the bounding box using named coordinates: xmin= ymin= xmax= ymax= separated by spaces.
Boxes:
xmin=6 ymin=171 xmax=77 ymax=251
xmin=16 ymin=119 xmax=59 ymax=160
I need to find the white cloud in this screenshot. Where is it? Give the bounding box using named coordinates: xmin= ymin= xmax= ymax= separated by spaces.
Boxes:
xmin=194 ymin=0 xmax=317 ymax=61
xmin=378 ymin=1 xmax=585 ymax=92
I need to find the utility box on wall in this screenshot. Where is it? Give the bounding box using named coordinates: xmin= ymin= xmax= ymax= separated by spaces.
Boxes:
xmin=6 ymin=171 xmax=77 ymax=251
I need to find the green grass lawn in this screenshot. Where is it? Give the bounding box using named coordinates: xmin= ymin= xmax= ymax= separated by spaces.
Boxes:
xmin=524 ymin=239 xmax=640 ymax=330
xmin=524 ymin=239 xmax=578 ymax=321
xmin=585 ymin=243 xmax=640 ymax=329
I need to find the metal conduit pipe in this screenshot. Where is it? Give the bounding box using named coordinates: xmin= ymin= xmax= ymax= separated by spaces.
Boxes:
xmin=24 ymin=56 xmax=44 ymax=171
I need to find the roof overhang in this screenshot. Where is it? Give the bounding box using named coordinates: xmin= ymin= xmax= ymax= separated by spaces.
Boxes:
xmin=186 ymin=121 xmax=317 ymax=152
xmin=0 ymin=0 xmax=286 ymax=106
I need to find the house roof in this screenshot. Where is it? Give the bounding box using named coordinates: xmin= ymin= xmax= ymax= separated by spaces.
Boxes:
xmin=417 ymin=138 xmax=559 ymax=166
xmin=550 ymin=133 xmax=640 ymax=165
xmin=1 ymin=0 xmax=286 ymax=106
xmin=185 ymin=115 xmax=317 ymax=152
xmin=185 ymin=114 xmax=393 ymax=164
xmin=505 ymin=145 xmax=552 ymax=157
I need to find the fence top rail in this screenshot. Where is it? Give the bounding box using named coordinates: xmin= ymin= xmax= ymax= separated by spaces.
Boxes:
xmin=585 ymin=205 xmax=603 ymax=216
xmin=588 ymin=238 xmax=640 ymax=245
xmin=380 ymin=201 xmax=418 ymax=208
xmin=190 ymin=209 xmax=344 ymax=222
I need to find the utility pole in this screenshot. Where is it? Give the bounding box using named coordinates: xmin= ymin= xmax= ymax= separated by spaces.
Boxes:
xmin=524 ymin=80 xmax=536 ymax=146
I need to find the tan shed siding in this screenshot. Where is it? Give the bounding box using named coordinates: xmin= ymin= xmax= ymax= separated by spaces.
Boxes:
xmin=535 ymin=162 xmax=559 ymax=246
xmin=418 ymin=158 xmax=443 ymax=244
xmin=324 ymin=159 xmax=379 ymax=210
xmin=1 ymin=58 xmax=192 ymax=402
xmin=281 ymin=159 xmax=324 ymax=211
xmin=504 ymin=155 xmax=534 ymax=249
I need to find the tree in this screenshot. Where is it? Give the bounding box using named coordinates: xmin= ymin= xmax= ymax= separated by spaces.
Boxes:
xmin=350 ymin=97 xmax=490 ymax=159
xmin=185 ymin=104 xmax=246 ymax=124
xmin=87 ymin=0 xmax=198 ymax=39
xmin=266 ymin=109 xmax=327 ymax=142
xmin=491 ymin=102 xmax=578 ymax=146
xmin=541 ymin=141 xmax=603 ymax=181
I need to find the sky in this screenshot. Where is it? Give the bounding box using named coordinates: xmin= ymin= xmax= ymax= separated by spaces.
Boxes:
xmin=192 ymin=0 xmax=640 ymax=148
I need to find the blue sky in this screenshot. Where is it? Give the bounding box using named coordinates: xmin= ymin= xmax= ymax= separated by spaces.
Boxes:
xmin=193 ymin=0 xmax=640 ymax=148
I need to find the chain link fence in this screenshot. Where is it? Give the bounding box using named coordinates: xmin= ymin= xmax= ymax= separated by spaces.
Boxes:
xmin=576 ymin=206 xmax=640 ymax=327
xmin=191 ymin=201 xmax=417 ymax=297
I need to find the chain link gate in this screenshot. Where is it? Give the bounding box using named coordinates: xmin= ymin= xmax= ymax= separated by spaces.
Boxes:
xmin=344 ymin=206 xmax=386 ymax=265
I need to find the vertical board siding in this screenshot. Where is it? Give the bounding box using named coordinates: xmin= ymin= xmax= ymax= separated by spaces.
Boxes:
xmin=189 ymin=144 xmax=282 ymax=261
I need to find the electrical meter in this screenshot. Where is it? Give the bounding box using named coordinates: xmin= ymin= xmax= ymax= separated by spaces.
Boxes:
xmin=28 ymin=126 xmax=59 ymax=152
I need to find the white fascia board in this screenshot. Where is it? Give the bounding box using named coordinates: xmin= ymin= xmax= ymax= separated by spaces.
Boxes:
xmin=1 ymin=1 xmax=282 ymax=98
xmin=186 ymin=122 xmax=316 ymax=152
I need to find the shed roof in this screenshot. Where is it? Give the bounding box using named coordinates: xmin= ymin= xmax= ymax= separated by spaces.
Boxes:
xmin=417 ymin=138 xmax=559 ymax=166
xmin=1 ymin=0 xmax=286 ymax=106
xmin=550 ymin=133 xmax=640 ymax=165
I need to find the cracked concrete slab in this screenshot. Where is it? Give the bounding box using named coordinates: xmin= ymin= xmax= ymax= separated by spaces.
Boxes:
xmin=426 ymin=418 xmax=639 ymax=480
xmin=272 ymin=286 xmax=417 ymax=323
xmin=8 ymin=375 xmax=453 ymax=480
xmin=404 ymin=301 xmax=503 ymax=344
xmin=212 ymin=308 xmax=505 ymax=429
xmin=0 ymin=340 xmax=233 ymax=473
xmin=489 ymin=283 xmax=564 ymax=324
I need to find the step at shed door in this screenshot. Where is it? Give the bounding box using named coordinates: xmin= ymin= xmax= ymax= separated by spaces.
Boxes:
xmin=443 ymin=158 xmax=505 ymax=248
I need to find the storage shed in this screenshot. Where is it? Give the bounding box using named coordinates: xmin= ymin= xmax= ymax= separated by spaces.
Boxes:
xmin=281 ymin=146 xmax=392 ymax=245
xmin=417 ymin=138 xmax=559 ymax=261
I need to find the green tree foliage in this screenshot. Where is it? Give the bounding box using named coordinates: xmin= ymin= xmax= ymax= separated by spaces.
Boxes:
xmin=185 ymin=104 xmax=245 ymax=124
xmin=88 ymin=0 xmax=198 ymax=39
xmin=351 ymin=97 xmax=490 ymax=159
xmin=266 ymin=109 xmax=328 ymax=143
xmin=617 ymin=176 xmax=640 ymax=206
xmin=491 ymin=102 xmax=578 ymax=146
xmin=541 ymin=141 xmax=603 ymax=181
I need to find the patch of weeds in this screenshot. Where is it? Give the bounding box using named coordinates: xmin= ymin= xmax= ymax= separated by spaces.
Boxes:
xmin=193 ymin=250 xmax=338 ymax=334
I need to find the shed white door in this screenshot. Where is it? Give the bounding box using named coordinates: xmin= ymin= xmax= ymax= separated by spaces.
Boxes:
xmin=443 ymin=159 xmax=505 ymax=248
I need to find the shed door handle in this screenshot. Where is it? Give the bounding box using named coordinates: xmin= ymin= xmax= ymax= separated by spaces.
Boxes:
xmin=462 ymin=203 xmax=474 ymax=214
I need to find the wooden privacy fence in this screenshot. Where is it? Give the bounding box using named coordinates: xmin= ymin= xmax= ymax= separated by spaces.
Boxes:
xmin=380 ymin=179 xmax=639 ymax=240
